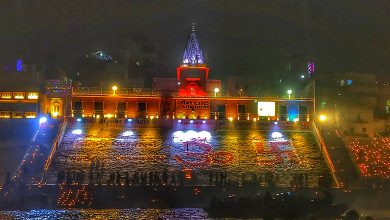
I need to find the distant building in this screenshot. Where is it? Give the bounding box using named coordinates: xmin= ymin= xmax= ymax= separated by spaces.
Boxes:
xmin=312 ymin=72 xmax=390 ymax=137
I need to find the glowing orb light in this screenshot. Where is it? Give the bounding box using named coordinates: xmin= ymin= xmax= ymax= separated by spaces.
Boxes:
xmin=72 ymin=129 xmax=83 ymax=135
xmin=271 ymin=131 xmax=283 ymax=139
xmin=172 ymin=130 xmax=212 ymax=143
xmin=39 ymin=117 xmax=47 ymax=124
xmin=122 ymin=131 xmax=134 ymax=137
xmin=319 ymin=114 xmax=327 ymax=122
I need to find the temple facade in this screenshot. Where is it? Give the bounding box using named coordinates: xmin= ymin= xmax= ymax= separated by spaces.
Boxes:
xmin=0 ymin=29 xmax=314 ymax=129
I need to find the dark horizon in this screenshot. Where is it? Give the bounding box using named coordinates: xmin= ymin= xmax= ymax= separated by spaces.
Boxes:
xmin=0 ymin=0 xmax=389 ymax=80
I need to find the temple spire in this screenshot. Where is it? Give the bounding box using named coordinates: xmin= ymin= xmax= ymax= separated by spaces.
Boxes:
xmin=182 ymin=23 xmax=204 ymax=65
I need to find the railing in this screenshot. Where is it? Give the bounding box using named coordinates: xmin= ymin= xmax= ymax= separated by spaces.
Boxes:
xmin=41 ymin=118 xmax=67 ymax=183
xmin=73 ymin=87 xmax=159 ymax=96
xmin=73 ymin=87 xmax=315 ymax=100
xmin=312 ymin=122 xmax=341 ymax=188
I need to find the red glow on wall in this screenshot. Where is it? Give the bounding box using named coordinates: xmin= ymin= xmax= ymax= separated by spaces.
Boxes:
xmin=177 ymin=65 xmax=209 ymax=97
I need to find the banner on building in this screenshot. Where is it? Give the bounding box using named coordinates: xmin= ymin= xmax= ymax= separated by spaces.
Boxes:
xmin=175 ymin=100 xmax=210 ymax=109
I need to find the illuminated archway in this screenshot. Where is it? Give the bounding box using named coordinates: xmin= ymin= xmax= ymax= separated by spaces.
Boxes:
xmin=50 ymin=99 xmax=63 ymax=118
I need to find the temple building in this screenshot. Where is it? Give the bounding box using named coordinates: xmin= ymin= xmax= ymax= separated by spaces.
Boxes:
xmin=0 ymin=28 xmax=315 ymax=130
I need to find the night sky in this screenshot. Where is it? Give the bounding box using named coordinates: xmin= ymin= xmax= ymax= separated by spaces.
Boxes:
xmin=0 ymin=0 xmax=389 ymax=80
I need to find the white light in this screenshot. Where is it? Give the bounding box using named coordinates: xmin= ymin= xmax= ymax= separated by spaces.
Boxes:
xmin=274 ymin=121 xmax=278 ymax=125
xmin=127 ymin=118 xmax=132 ymax=122
xmin=271 ymin=131 xmax=283 ymax=139
xmin=287 ymin=89 xmax=292 ymax=95
xmin=293 ymin=118 xmax=299 ymax=122
xmin=178 ymin=120 xmax=182 ymax=123
xmin=319 ymin=115 xmax=327 ymax=122
xmin=258 ymin=102 xmax=276 ymax=116
xmin=72 ymin=129 xmax=83 ymax=135
xmin=39 ymin=117 xmax=47 ymax=124
xmin=198 ymin=131 xmax=212 ymax=140
xmin=172 ymin=130 xmax=211 ymax=143
xmin=301 ymin=75 xmax=305 ymax=79
xmin=190 ymin=120 xmax=193 ymax=124
xmin=77 ymin=118 xmax=82 ymax=122
xmin=214 ymin=88 xmax=220 ymax=93
xmin=122 ymin=131 xmax=134 ymax=137
xmin=202 ymin=120 xmax=206 ymax=124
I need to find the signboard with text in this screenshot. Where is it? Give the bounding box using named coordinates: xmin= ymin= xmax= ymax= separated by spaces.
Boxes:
xmin=175 ymin=100 xmax=210 ymax=110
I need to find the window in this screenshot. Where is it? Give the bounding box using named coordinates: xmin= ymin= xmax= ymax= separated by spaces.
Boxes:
xmin=138 ymin=102 xmax=147 ymax=112
xmin=238 ymin=105 xmax=245 ymax=113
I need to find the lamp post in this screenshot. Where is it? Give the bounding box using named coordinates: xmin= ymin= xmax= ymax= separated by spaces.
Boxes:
xmin=287 ymin=89 xmax=292 ymax=99
xmin=214 ymin=88 xmax=220 ymax=97
xmin=112 ymin=85 xmax=118 ymax=95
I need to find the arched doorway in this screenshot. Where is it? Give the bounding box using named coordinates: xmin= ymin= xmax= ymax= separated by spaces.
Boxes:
xmin=50 ymin=99 xmax=63 ymax=118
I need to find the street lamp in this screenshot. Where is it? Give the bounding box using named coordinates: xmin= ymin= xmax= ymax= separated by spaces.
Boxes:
xmin=112 ymin=85 xmax=118 ymax=95
xmin=214 ymin=88 xmax=220 ymax=97
xmin=287 ymin=89 xmax=292 ymax=99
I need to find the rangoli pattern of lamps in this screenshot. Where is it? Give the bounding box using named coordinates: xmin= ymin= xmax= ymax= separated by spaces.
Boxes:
xmin=173 ymin=140 xmax=234 ymax=168
xmin=57 ymin=186 xmax=92 ymax=208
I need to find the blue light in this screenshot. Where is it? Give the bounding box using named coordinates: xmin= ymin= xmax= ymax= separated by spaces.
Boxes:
xmin=16 ymin=59 xmax=23 ymax=72
xmin=346 ymin=79 xmax=353 ymax=85
xmin=76 ymin=118 xmax=82 ymax=122
xmin=127 ymin=118 xmax=132 ymax=122
xmin=39 ymin=117 xmax=47 ymax=124
xmin=287 ymin=101 xmax=299 ymax=122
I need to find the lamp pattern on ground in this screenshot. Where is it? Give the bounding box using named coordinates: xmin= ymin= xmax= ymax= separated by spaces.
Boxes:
xmin=44 ymin=124 xmax=328 ymax=187
xmin=348 ymin=138 xmax=390 ymax=179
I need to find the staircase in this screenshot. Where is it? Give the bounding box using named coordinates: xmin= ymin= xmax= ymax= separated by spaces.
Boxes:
xmin=314 ymin=123 xmax=360 ymax=188
xmin=13 ymin=119 xmax=62 ymax=185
